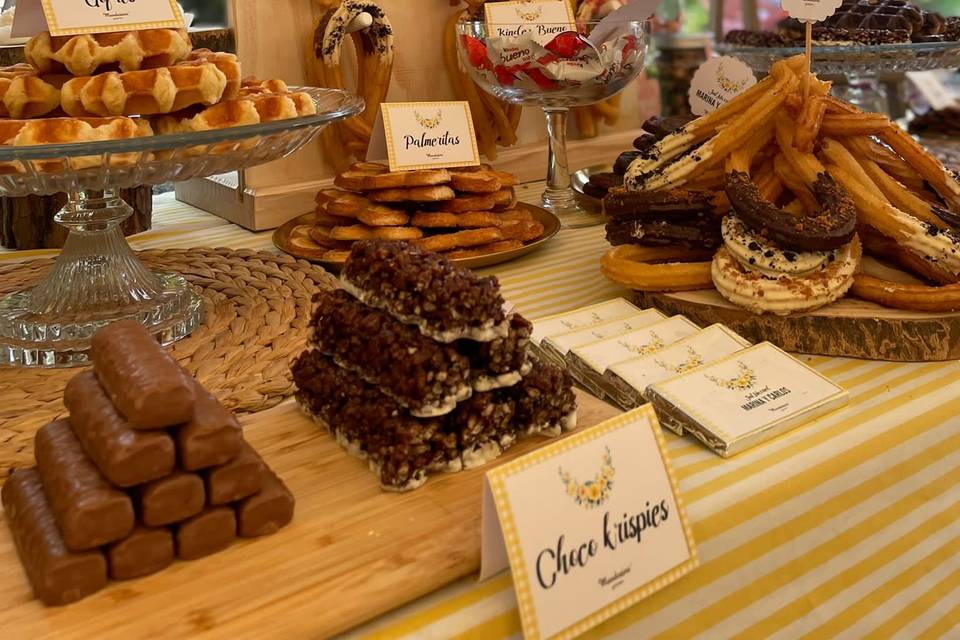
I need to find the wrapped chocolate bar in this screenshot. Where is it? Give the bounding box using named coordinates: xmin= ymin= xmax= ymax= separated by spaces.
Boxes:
xmin=539 ymin=308 xmax=665 ymax=367
xmin=566 ymin=316 xmax=700 ymax=399
xmin=530 ymin=298 xmax=645 ymax=349
xmin=604 ymin=324 xmax=751 ymax=410
xmin=647 ymin=343 xmax=847 ymax=453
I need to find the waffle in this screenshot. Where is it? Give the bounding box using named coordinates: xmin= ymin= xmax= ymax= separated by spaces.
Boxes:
xmin=152 ymin=91 xmax=317 ymax=135
xmin=60 ymin=63 xmax=228 ymax=117
xmin=25 ymin=29 xmax=193 ymax=76
xmin=0 ymin=64 xmax=60 ymax=118
xmin=0 ymin=117 xmax=152 ymax=173
xmin=180 ymin=49 xmax=242 ymax=100
xmin=239 ymin=78 xmax=290 ymax=97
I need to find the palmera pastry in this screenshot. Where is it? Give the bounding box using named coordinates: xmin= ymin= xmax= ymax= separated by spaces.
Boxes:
xmin=312 ymin=1 xmax=394 ymax=168
xmin=25 ymin=29 xmax=192 ymax=76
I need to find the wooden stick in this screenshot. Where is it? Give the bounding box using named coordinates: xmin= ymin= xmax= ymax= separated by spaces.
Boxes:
xmin=803 ymin=21 xmax=812 ymax=100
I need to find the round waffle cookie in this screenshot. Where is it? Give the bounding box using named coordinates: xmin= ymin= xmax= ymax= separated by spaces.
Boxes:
xmin=0 ymin=64 xmax=60 ymax=119
xmin=25 ymin=29 xmax=193 ymax=77
xmin=60 ymin=62 xmax=228 ymax=117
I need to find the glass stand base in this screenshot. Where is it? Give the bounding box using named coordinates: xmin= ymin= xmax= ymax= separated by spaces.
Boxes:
xmin=0 ymin=273 xmax=203 ymax=367
xmin=542 ymin=186 xmax=605 ymax=229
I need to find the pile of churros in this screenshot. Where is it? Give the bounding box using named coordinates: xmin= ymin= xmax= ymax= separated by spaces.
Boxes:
xmin=601 ymin=54 xmax=960 ymax=314
xmin=288 ymin=162 xmax=546 ymax=262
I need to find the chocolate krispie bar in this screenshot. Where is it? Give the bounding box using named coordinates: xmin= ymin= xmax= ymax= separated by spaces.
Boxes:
xmin=292 ymin=350 xmax=577 ymax=491
xmin=309 ymin=289 xmax=472 ymax=416
xmin=340 ymin=240 xmax=510 ymax=342
xmin=455 ymin=314 xmax=534 ymax=391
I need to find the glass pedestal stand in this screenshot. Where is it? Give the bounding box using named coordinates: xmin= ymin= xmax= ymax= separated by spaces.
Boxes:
xmin=0 ymin=86 xmax=363 ymax=367
xmin=0 ymin=191 xmax=202 ymax=366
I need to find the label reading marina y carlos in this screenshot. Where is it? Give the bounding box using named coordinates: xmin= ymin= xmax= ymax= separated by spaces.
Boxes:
xmin=688 ymin=56 xmax=756 ymax=116
xmin=366 ymin=102 xmax=481 ymax=172
xmin=480 ymin=406 xmax=697 ymax=640
xmin=484 ymin=0 xmax=576 ymax=44
xmin=780 ymin=0 xmax=843 ymax=22
xmin=13 ymin=0 xmax=184 ymax=37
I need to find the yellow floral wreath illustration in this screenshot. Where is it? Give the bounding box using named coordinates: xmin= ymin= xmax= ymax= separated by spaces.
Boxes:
xmin=655 ymin=346 xmax=704 ymax=374
xmin=559 ymin=446 xmax=615 ymax=509
xmin=716 ymin=62 xmax=748 ymax=94
xmin=415 ymin=110 xmax=443 ymax=129
xmin=705 ymin=361 xmax=757 ymax=390
xmin=515 ymin=1 xmax=544 ymax=21
xmin=619 ymin=331 xmax=665 ymax=357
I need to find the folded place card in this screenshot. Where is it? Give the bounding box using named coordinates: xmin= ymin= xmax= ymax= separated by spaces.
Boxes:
xmin=480 ymin=406 xmax=697 ymax=640
xmin=367 ymin=101 xmax=481 ymax=172
xmin=539 ymin=309 xmax=666 ymax=367
xmin=530 ymin=298 xmax=644 ymax=347
xmin=567 ymin=316 xmax=701 ymax=399
xmin=605 ymin=324 xmax=752 ymax=412
xmin=13 ymin=0 xmax=184 ymax=37
xmin=647 ymin=342 xmax=848 ymax=454
xmin=484 ymin=0 xmax=576 ymax=44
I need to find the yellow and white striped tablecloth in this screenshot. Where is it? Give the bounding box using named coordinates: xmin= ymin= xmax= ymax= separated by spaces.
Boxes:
xmin=4 ymin=191 xmax=960 ymax=639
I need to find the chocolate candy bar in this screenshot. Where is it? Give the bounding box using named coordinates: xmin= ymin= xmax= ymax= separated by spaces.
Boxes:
xmin=34 ymin=420 xmax=134 ymax=550
xmin=308 ymin=289 xmax=472 ymax=417
xmin=176 ymin=507 xmax=236 ymax=560
xmin=341 ymin=240 xmax=509 ymax=342
xmin=235 ymin=469 xmax=295 ymax=537
xmin=90 ymin=320 xmax=196 ymax=429
xmin=64 ymin=372 xmax=175 ymax=487
xmin=175 ymin=381 xmax=242 ymax=471
xmin=2 ymin=468 xmax=107 ymax=605
xmin=205 ymin=441 xmax=264 ymax=505
xmin=107 ymin=526 xmax=174 ymax=580
xmin=139 ymin=471 xmax=205 ymax=526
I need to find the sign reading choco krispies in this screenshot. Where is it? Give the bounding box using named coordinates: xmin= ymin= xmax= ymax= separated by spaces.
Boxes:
xmin=2 ymin=320 xmax=293 ymax=606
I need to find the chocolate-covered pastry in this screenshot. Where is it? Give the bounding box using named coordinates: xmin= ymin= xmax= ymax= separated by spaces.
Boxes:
xmin=2 ymin=468 xmax=107 ymax=605
xmin=583 ymin=172 xmax=623 ymax=199
xmin=909 ymin=105 xmax=960 ymax=137
xmin=139 ymin=472 xmax=205 ymax=526
xmin=90 ymin=320 xmax=196 ymax=429
xmin=606 ymin=218 xmax=723 ymax=249
xmin=641 ymin=114 xmax=695 ymax=138
xmin=176 ymin=507 xmax=236 ymax=560
xmin=205 ymin=440 xmax=264 ymax=505
xmin=308 ymin=289 xmax=472 ymax=417
xmin=235 ymin=469 xmax=295 ymax=537
xmin=64 ymin=371 xmax=175 ymax=487
xmin=603 ymin=188 xmax=720 ymax=221
xmin=107 ymin=526 xmax=174 ymax=580
xmin=34 ymin=420 xmax=134 ymax=550
xmin=723 ymin=29 xmax=791 ymax=47
xmin=632 ymin=133 xmax=657 ymax=152
xmin=341 ymin=240 xmax=509 ymax=342
xmin=614 ymin=150 xmax=642 ymax=176
xmin=175 ymin=380 xmax=243 ymax=471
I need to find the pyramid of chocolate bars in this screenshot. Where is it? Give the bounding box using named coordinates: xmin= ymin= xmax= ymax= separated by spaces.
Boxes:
xmin=292 ymin=240 xmax=578 ymax=490
xmin=1 ymin=321 xmax=294 ymax=606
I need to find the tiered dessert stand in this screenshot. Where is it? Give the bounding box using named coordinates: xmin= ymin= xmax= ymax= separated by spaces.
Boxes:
xmin=0 ymin=87 xmax=363 ymax=367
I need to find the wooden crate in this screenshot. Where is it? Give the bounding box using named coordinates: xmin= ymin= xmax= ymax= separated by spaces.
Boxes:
xmin=175 ymin=0 xmax=658 ymax=230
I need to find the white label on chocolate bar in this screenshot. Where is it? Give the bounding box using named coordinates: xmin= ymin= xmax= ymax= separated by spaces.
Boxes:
xmin=780 ymin=0 xmax=842 ymax=23
xmin=480 ymin=406 xmax=697 ymax=640
xmin=367 ymin=102 xmax=481 ymax=172
xmin=608 ymin=324 xmax=751 ymax=397
xmin=572 ymin=316 xmax=700 ymax=374
xmin=531 ymin=299 xmax=645 ymax=346
xmin=13 ymin=0 xmax=184 ymax=37
xmin=648 ymin=342 xmax=847 ymax=455
xmin=688 ymin=56 xmax=756 ymax=116
xmin=484 ymin=0 xmax=576 ymax=45
xmin=545 ymin=309 xmax=666 ymax=356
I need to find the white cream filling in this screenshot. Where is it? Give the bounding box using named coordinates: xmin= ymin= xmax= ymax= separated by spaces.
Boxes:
xmin=722 ymin=215 xmax=835 ymax=277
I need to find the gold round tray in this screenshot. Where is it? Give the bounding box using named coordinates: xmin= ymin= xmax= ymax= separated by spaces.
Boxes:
xmin=273 ymin=202 xmax=561 ymax=270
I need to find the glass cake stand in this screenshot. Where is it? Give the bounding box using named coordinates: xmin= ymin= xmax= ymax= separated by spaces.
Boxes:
xmin=0 ymin=87 xmax=363 ymax=367
xmin=717 ymin=41 xmax=960 ymax=114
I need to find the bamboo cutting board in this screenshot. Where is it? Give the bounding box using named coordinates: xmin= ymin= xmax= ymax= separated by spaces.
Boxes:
xmin=0 ymin=390 xmax=619 ymax=639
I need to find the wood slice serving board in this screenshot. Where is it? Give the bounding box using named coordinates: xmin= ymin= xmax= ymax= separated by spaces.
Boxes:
xmin=0 ymin=390 xmax=619 ymax=639
xmin=634 ymin=289 xmax=960 ymax=362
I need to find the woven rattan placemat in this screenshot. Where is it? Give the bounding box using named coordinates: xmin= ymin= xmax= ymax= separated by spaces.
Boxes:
xmin=0 ymin=247 xmax=336 ymax=473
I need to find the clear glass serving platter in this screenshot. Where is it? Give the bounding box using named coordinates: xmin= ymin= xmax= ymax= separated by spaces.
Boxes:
xmin=716 ymin=40 xmax=960 ymax=75
xmin=0 ymin=87 xmax=363 ymax=367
